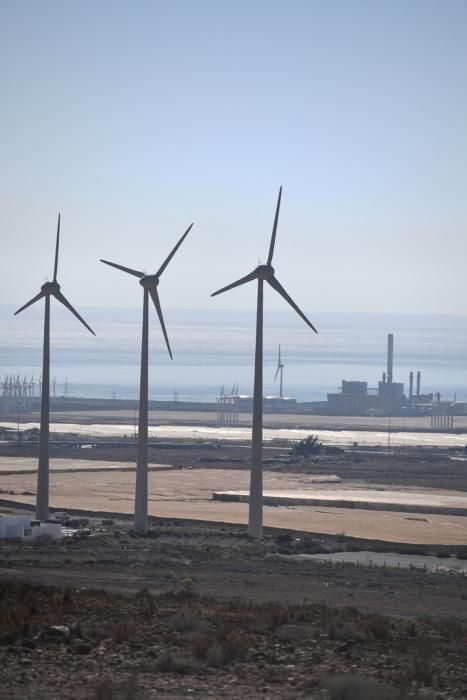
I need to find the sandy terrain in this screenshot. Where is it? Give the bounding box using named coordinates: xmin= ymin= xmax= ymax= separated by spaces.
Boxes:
xmin=0 ymin=456 xmax=174 ymax=472
xmin=1 ymin=457 xmax=467 ymax=544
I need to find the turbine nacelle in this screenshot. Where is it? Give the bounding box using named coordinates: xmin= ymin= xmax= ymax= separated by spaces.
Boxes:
xmin=41 ymin=281 xmax=61 ymax=295
xmin=254 ymin=264 xmax=275 ymax=280
xmin=139 ymin=274 xmax=160 ymax=290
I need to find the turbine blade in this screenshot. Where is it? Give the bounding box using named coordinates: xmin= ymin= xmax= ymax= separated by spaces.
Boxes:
xmin=267 ymin=276 xmax=318 ymax=333
xmin=54 ymin=291 xmax=96 ymax=335
xmin=155 ymin=223 xmax=193 ymax=278
xmin=278 ymin=344 xmax=281 ymax=363
xmin=14 ymin=291 xmax=45 ymax=315
xmin=267 ymin=186 xmax=282 ymax=265
xmin=211 ymin=270 xmax=258 ymax=297
xmin=274 ymin=366 xmax=280 ymax=381
xmin=100 ymin=259 xmax=144 ymax=278
xmin=53 ymin=213 xmax=60 ymax=282
xmin=149 ymin=288 xmax=173 ymax=359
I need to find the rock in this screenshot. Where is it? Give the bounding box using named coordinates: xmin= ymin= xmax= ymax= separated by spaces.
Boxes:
xmin=73 ymin=641 xmax=93 ymax=655
xmin=21 ymin=638 xmax=36 ymax=650
xmin=1 ymin=632 xmax=17 ymax=645
xmin=70 ymin=622 xmax=82 ymax=639
xmin=6 ymin=646 xmax=21 ymax=655
xmin=47 ymin=625 xmax=71 ymax=642
xmin=335 ymin=639 xmax=356 ymax=653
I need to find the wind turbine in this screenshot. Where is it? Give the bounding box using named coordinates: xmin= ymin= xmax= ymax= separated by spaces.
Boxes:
xmin=212 ymin=187 xmax=317 ymax=538
xmin=14 ymin=214 xmax=95 ymax=520
xmin=101 ymin=223 xmax=193 ymax=533
xmin=274 ymin=344 xmax=285 ymax=398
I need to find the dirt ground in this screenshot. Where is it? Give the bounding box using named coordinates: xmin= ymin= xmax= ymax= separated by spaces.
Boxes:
xmin=2 ymin=410 xmax=467 ymax=698
xmin=1 ymin=457 xmax=467 ymax=545
xmin=1 ymin=522 xmax=467 ymax=699
xmin=1 ymin=520 xmax=467 ymax=620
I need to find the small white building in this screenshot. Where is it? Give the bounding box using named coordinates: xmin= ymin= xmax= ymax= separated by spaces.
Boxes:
xmin=0 ymin=515 xmax=31 ymax=538
xmin=0 ymin=515 xmax=62 ymax=540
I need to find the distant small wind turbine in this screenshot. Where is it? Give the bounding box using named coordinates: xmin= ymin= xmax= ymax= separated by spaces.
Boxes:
xmin=212 ymin=187 xmax=317 ymax=538
xmin=101 ymin=223 xmax=193 ymax=533
xmin=274 ymin=344 xmax=285 ymax=398
xmin=14 ymin=214 xmax=95 ymax=520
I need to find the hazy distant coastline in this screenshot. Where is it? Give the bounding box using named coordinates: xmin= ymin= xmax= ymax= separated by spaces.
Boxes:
xmin=2 ymin=305 xmax=467 ymax=403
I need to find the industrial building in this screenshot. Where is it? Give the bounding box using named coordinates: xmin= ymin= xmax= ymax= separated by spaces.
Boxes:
xmin=324 ymin=334 xmax=434 ymax=417
xmin=216 ymin=333 xmax=447 ymax=420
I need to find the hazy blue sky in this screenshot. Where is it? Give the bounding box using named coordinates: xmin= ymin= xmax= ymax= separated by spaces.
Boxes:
xmin=2 ymin=0 xmax=466 ymax=315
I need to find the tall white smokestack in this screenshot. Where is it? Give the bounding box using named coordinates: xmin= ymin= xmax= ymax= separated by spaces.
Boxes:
xmin=387 ymin=334 xmax=393 ymax=384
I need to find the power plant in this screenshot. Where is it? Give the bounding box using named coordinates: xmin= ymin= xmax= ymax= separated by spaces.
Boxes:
xmin=324 ymin=333 xmax=436 ymax=417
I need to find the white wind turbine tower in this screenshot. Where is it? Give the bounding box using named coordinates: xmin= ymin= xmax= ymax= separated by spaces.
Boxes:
xmin=274 ymin=345 xmax=285 ymax=399
xmin=101 ymin=223 xmax=193 ymax=533
xmin=14 ymin=214 xmax=95 ymax=520
xmin=212 ymin=187 xmax=317 ymax=538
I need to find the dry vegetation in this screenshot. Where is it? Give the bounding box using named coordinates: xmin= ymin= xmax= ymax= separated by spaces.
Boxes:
xmin=1 ymin=579 xmax=467 ymax=699
xmin=1 ymin=522 xmax=467 ymax=698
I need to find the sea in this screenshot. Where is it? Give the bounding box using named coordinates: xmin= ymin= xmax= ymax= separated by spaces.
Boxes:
xmin=1 ymin=305 xmax=467 ymax=405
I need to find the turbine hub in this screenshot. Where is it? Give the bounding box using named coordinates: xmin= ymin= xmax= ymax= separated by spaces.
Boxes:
xmin=139 ymin=274 xmax=159 ymax=290
xmin=255 ymin=264 xmax=275 ymax=280
xmin=41 ymin=281 xmax=60 ymax=294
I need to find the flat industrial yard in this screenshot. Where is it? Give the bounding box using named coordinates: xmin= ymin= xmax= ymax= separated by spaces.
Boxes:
xmin=1 ymin=457 xmax=467 ymax=544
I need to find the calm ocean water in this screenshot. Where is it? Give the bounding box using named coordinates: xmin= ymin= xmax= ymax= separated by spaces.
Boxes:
xmin=1 ymin=305 xmax=467 ymax=403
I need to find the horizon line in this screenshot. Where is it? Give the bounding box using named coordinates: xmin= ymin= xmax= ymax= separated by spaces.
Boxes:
xmin=1 ymin=303 xmax=467 ymax=319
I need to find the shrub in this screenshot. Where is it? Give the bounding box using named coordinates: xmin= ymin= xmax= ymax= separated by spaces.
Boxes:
xmin=323 ymin=674 xmax=403 ymax=699
xmin=366 ymin=615 xmax=392 ymax=641
xmin=157 ymin=653 xmax=198 ymax=675
xmin=326 ymin=621 xmax=359 ymax=642
xmin=191 ymin=623 xmax=251 ymax=666
xmin=292 ymin=434 xmax=323 ymax=457
xmin=105 ymin=620 xmax=138 ymax=644
xmin=275 ymin=532 xmax=293 ymax=545
xmin=92 ymin=674 xmax=142 ymax=700
xmin=405 ymin=653 xmax=438 ymax=686
xmin=169 ymin=607 xmax=205 ymax=633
